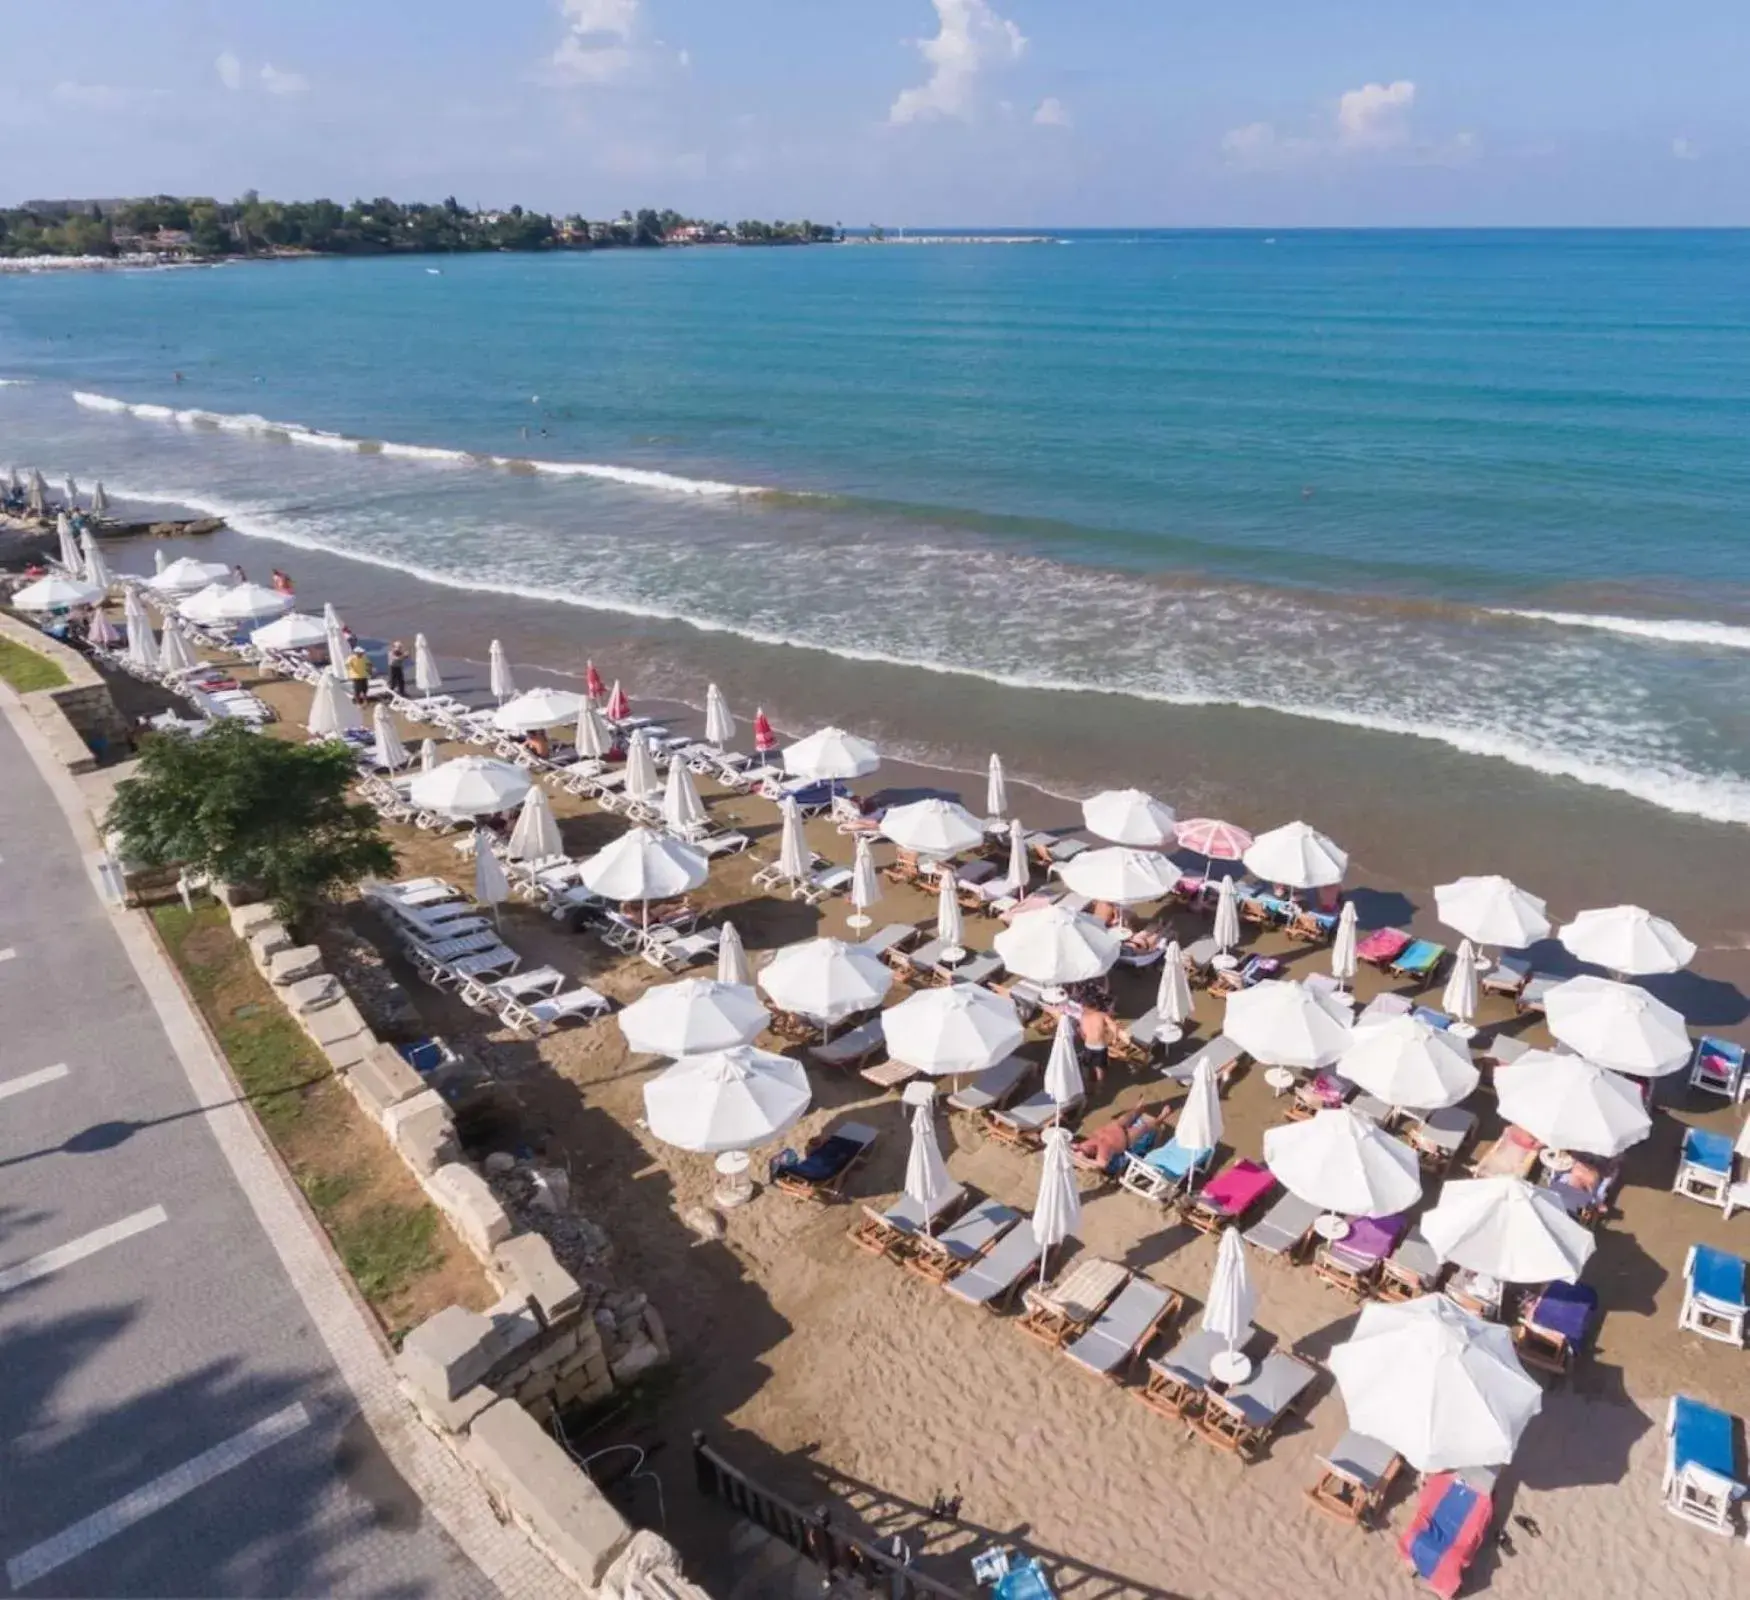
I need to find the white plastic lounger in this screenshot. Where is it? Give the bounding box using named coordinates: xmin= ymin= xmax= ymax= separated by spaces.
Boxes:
xmin=1064 ymin=1277 xmax=1179 ymax=1379
xmin=946 ymin=1055 xmax=1031 ymax=1114
xmin=694 ymin=831 xmax=751 ymax=858
xmin=501 ymin=986 xmax=612 ymax=1035
xmin=796 ymin=865 xmax=853 ymax=904
xmin=944 ymin=1219 xmax=1043 ymax=1308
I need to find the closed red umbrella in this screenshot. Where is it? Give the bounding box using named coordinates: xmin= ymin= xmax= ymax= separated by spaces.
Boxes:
xmin=585 ymin=660 xmax=606 ymax=703
xmin=753 ymin=707 xmax=777 ymax=753
xmin=605 ymin=679 xmax=630 ymax=721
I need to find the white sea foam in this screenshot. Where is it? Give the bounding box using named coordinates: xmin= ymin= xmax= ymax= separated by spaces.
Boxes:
xmin=0 ymin=377 xmax=30 ymax=387
xmin=1492 ymin=607 xmax=1750 ymax=652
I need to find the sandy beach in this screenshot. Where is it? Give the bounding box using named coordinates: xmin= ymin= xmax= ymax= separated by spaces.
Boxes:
xmin=70 ymin=556 xmax=1750 ymax=1600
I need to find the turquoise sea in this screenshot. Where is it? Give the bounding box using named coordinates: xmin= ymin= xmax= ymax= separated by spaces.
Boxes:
xmin=2 ymin=230 xmax=1748 ymax=823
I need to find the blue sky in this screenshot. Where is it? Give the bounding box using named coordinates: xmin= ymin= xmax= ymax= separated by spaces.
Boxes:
xmin=1 ymin=1 xmax=1745 ymax=224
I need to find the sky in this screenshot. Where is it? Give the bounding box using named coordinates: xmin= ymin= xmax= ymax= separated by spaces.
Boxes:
xmin=1 ymin=0 xmax=1746 ymax=225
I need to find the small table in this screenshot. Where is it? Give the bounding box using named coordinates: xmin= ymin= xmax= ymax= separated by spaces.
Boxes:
xmin=1313 ymin=1213 xmax=1351 ymax=1242
xmin=1541 ymin=1148 xmax=1576 ymax=1175
xmin=714 ymin=1151 xmax=753 ymax=1208
xmin=1448 ymin=1021 xmax=1478 ymax=1042
xmin=1212 ymin=953 xmax=1239 ymax=973
xmin=1264 ymin=1066 xmax=1297 ymax=1097
xmin=1210 ymin=1349 xmax=1254 ymax=1385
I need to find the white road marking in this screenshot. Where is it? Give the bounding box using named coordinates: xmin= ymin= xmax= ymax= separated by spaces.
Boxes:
xmin=5 ymin=1402 xmax=312 ymax=1588
xmin=0 ymin=1063 xmax=69 ymax=1103
xmin=0 ymin=1205 xmax=168 ymax=1294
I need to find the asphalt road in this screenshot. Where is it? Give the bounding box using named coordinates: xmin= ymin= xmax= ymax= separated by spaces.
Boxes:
xmin=0 ymin=709 xmax=492 ymax=1598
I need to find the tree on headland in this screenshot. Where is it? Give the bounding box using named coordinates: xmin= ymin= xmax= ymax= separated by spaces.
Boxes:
xmin=105 ymin=722 xmax=395 ymax=923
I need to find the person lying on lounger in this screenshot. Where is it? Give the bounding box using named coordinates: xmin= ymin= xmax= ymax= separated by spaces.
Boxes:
xmin=1074 ymin=1107 xmax=1166 ymax=1169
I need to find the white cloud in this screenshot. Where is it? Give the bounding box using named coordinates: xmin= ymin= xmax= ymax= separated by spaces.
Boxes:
xmin=1672 ymin=136 xmax=1700 ymax=161
xmin=1032 ymin=96 xmax=1071 ymax=129
xmin=1335 ymin=79 xmax=1415 ymax=148
xmin=259 ymin=64 xmax=310 ymax=97
xmin=890 ymin=0 xmax=1027 ymax=125
xmin=215 ymin=50 xmax=243 ymax=91
xmin=51 ymin=82 xmax=142 ymax=110
xmin=1222 ymin=80 xmax=1472 ymax=172
xmin=551 ymin=0 xmax=641 ymax=85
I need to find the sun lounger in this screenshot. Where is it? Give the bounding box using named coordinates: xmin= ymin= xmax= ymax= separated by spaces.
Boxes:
xmin=1356 ymin=927 xmax=1412 ymax=968
xmin=1072 ymin=1112 xmax=1162 ymax=1178
xmin=1469 ymin=1124 xmax=1542 ymax=1181
xmin=643 ymin=928 xmax=723 ymax=972
xmin=1136 ymin=1326 xmax=1256 ymax=1420
xmin=906 ymin=1197 xmax=1022 ymax=1285
xmin=424 ymin=945 xmax=522 ymax=986
xmin=771 ymin=1121 xmax=879 ymax=1202
xmin=498 ymin=985 xmax=611 ymax=1035
xmin=1286 ymin=908 xmax=1338 ymax=944
xmin=807 ymin=1017 xmax=887 ymax=1070
xmin=943 ymin=1217 xmax=1044 ymax=1310
xmin=794 ymin=864 xmax=853 ymax=904
xmin=1400 ymin=1472 xmax=1495 ymax=1598
xmin=849 ymin=1184 xmax=968 ymax=1259
xmin=1479 ymin=952 xmax=1532 ymax=998
xmin=408 ymin=927 xmax=504 ymax=963
xmin=1243 ymin=1192 xmax=1323 ymax=1262
xmin=367 ymin=876 xmax=466 ymax=908
xmin=1663 ymin=1395 xmax=1747 ymax=1536
xmin=1388 ymin=939 xmax=1447 ymax=986
xmin=1404 ymin=1106 xmax=1477 ymax=1175
xmin=1515 ymin=1280 xmax=1599 ymax=1376
xmin=1377 ymin=1227 xmax=1444 ymax=1302
xmin=1018 ymin=1255 xmax=1129 ymax=1347
xmin=1306 ymin=1430 xmax=1404 ymax=1527
xmin=1314 ymin=1213 xmax=1407 ymax=1298
xmin=1180 ymin=1159 xmax=1275 ymax=1234
xmin=1163 ymin=1033 xmax=1244 ymax=1088
xmin=1516 ymin=972 xmax=1561 ymax=1013
xmin=1674 ymin=1126 xmax=1736 ymax=1207
xmin=946 ymin=1054 xmax=1032 ymax=1114
xmin=1119 ymin=1138 xmax=1214 ymax=1205
xmin=987 ymin=1090 xmax=1082 ymax=1149
xmin=860 ymin=923 xmax=921 ymax=963
xmin=1192 ymin=1352 xmax=1317 ymax=1460
xmin=1181 ymin=936 xmax=1218 ymax=987
xmin=1690 ymin=1036 xmax=1749 ymax=1102
xmin=1681 ymin=1244 xmax=1748 ymax=1345
xmin=1062 ymin=1276 xmax=1182 ymax=1381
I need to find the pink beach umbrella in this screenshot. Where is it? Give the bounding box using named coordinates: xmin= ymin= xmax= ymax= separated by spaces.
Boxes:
xmin=753 ymin=707 xmax=777 ymax=756
xmin=585 ymin=660 xmax=606 ymax=703
xmin=1176 ymin=817 xmax=1255 ymax=887
xmin=605 ymin=680 xmax=630 ymax=721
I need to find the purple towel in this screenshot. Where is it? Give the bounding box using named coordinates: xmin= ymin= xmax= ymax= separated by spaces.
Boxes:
xmin=1332 ymin=1212 xmax=1406 ymax=1267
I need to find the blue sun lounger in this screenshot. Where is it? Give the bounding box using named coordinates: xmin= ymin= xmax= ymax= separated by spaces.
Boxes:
xmin=1118 ymin=1138 xmax=1215 ymax=1204
xmin=1664 ymin=1395 xmax=1746 ymax=1535
xmin=1389 ymin=940 xmax=1447 ymax=985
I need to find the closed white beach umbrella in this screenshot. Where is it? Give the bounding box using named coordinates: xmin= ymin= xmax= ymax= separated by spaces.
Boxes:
xmin=663 ymin=757 xmax=708 ymax=836
xmin=1203 ymin=1226 xmax=1256 ymax=1360
xmin=56 ymin=513 xmax=80 ymax=572
xmin=124 ymin=597 xmax=156 ymax=669
xmin=904 ymin=1094 xmax=954 ymax=1234
xmin=153 ymin=546 xmax=166 ymax=574
xmin=1005 ymin=818 xmax=1029 ymax=894
xmin=12 ymin=573 xmax=104 ymax=611
xmin=1544 ymin=975 xmax=1690 ymax=1078
xmin=307 ymin=669 xmax=360 ymax=738
xmin=848 ymin=834 xmax=881 ymax=930
xmin=1244 ymin=820 xmax=1348 ymax=890
xmin=1176 ymin=1053 xmax=1223 ymax=1152
xmin=1156 ymin=941 xmax=1194 ymax=1027
xmin=1442 ymin=938 xmax=1481 ymax=1024
xmin=577 ymin=701 xmax=611 ymax=761
xmin=178 ymin=582 xmax=235 ymax=625
xmin=508 ymin=784 xmax=563 ymax=862
xmin=213 ymin=582 xmax=293 ymax=623
xmin=880 ymin=797 xmax=985 ymax=857
xmin=883 ymin=984 xmax=1023 ymax=1076
xmin=1329 ymin=1296 xmax=1543 ymax=1473
xmin=149 ymin=556 xmax=231 ymax=595
xmin=1263 ymin=1107 xmax=1422 ymax=1217
xmin=936 ymin=869 xmax=966 ymax=960
xmin=580 ymin=827 xmax=708 ymax=907
xmin=758 ymin=937 xmax=893 ymax=1025
xmin=1422 ymin=1177 xmax=1596 ymax=1285
xmin=250 ymin=612 xmax=328 ymax=651
xmin=91 ymin=482 xmax=108 ymax=517
xmin=322 ymin=602 xmax=347 ymax=668
xmin=1082 ymin=788 xmax=1176 ymax=848
xmin=994 ymin=904 xmax=1122 ymax=986
xmin=80 ymin=529 xmax=110 ymax=589
xmin=27 ymin=469 xmax=46 ymax=515
xmin=619 ymin=978 xmax=769 ymax=1057
xmin=156 ymin=619 xmax=197 ymax=675
xmin=419 ymin=738 xmax=439 ymax=773
xmin=1494 ymin=1051 xmax=1651 ymax=1156
xmin=64 ymin=475 xmax=78 ymax=507
xmin=86 ymin=608 xmax=119 ymax=649
xmin=495 ymin=686 xmax=586 ymax=733
xmin=1332 ymin=901 xmax=1359 ymax=988
xmin=1044 ymin=1011 xmax=1084 ymax=1117
xmin=372 ymin=704 xmax=409 ymax=771
xmin=624 ymin=730 xmax=662 ymax=802
xmin=704 ymin=682 xmax=735 ymax=747
xmin=488 ymin=638 xmax=516 ymax=702
xmin=410 ymin=755 xmax=531 ymax=818
xmin=1340 ymin=1013 xmax=1478 ymax=1112
xmin=1213 ymin=875 xmax=1242 ymax=954
xmin=473 ymin=829 xmax=511 ymax=919
xmin=717 ymin=920 xmax=751 ymax=986
xmin=986 ymin=753 xmax=1008 ymax=821
xmin=782 ymin=725 xmax=880 ymax=781
xmin=777 ymin=797 xmax=810 ymax=882
xmin=1224 ymin=979 xmax=1351 ymax=1070
xmin=643 ymin=1047 xmax=811 ymax=1155
xmin=1033 ymin=1125 xmax=1082 ymax=1283
xmin=1434 ymin=875 xmax=1550 ymax=949
xmin=1559 ymin=905 xmax=1696 ymax=977
xmin=413 ymin=632 xmax=443 ymax=696
xmin=1059 ymin=845 xmax=1177 ymax=906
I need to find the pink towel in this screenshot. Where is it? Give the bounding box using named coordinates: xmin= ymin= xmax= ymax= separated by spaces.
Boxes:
xmin=1201 ymin=1159 xmax=1274 ymax=1216
xmin=1356 ymin=927 xmax=1411 ymax=963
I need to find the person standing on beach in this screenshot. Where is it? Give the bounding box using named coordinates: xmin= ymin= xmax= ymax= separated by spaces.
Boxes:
xmin=386 ymin=640 xmax=408 ymax=698
xmin=344 ymin=646 xmax=372 ymax=706
xmin=1079 ymin=1004 xmax=1112 ymax=1086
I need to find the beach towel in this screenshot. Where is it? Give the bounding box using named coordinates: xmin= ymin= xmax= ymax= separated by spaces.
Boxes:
xmin=1402 ymin=1475 xmax=1493 ymax=1599
xmin=1199 ymin=1159 xmax=1274 ymax=1217
xmin=1392 ymin=939 xmax=1446 ymax=976
xmin=1330 ymin=1212 xmax=1406 ymax=1268
xmin=1143 ymin=1139 xmax=1210 ymax=1182
xmin=776 ymin=1134 xmax=863 ymax=1185
xmin=1357 ymin=927 xmax=1412 ymax=964
xmin=1525 ymin=1280 xmax=1598 ymax=1345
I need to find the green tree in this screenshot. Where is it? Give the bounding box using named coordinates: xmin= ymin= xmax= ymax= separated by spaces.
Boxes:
xmin=106 ymin=722 xmax=395 ymax=922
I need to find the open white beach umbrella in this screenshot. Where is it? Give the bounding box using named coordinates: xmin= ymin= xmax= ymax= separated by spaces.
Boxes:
xmin=322 ymin=602 xmax=347 ymax=668
xmin=879 ymin=797 xmax=985 ymax=857
xmin=12 ymin=574 xmax=104 ymax=611
xmin=782 ymin=725 xmax=880 ymax=781
xmin=1044 ymin=1011 xmax=1084 ymax=1117
xmin=759 ymin=937 xmax=893 ymax=1027
xmin=495 ymin=686 xmax=585 ymax=733
xmin=149 ymin=556 xmax=230 ymax=595
xmin=1005 ymin=819 xmax=1029 ymax=894
xmin=419 ymin=738 xmax=439 ymax=773
xmin=1223 ymin=980 xmax=1351 ymax=1070
xmin=576 ymin=701 xmax=611 ymax=761
xmin=250 ymin=612 xmax=328 ymax=651
xmin=619 ymin=978 xmax=769 ymax=1057
xmin=1422 ymin=1177 xmax=1596 ymax=1285
xmin=372 ymin=704 xmax=409 ymax=771
xmin=1442 ymin=938 xmax=1481 ymax=1024
xmin=91 ymin=482 xmax=108 ymax=517
xmin=307 ymin=670 xmax=360 ymax=738
xmin=1156 ymin=941 xmax=1193 ymax=1028
xmin=157 ymin=618 xmax=198 ymax=675
xmin=1033 ymin=1126 xmax=1082 ymax=1283
xmin=1212 ymin=875 xmax=1242 ymax=954
xmin=986 ymin=754 xmax=1008 ymax=821
xmin=1559 ymin=905 xmax=1696 ymax=977
xmin=904 ymin=1094 xmax=954 ymax=1234
xmin=580 ymin=827 xmax=708 ymax=907
xmin=994 ymin=904 xmax=1122 ymax=986
xmin=79 ymin=529 xmax=110 ymax=590
xmin=177 ymin=582 xmax=236 ymax=625
xmin=1434 ymin=875 xmax=1550 ymax=949
xmin=624 ymin=730 xmax=662 ymax=802
xmin=1059 ymin=846 xmax=1177 ymax=906
xmin=1203 ymin=1227 xmax=1256 ymax=1358
xmin=1543 ymin=975 xmax=1689 ymax=1078
xmin=1244 ymin=820 xmax=1348 ymax=890
xmin=663 ymin=757 xmax=708 ymax=836
xmin=473 ymin=829 xmax=511 ymax=920
xmin=1176 ymin=1054 xmax=1223 ymax=1152
xmin=413 ymin=632 xmax=442 ymax=696
xmin=1329 ymin=1296 xmax=1543 ymax=1473
xmin=488 ymin=638 xmax=516 ymax=702
xmin=704 ymin=682 xmax=735 ymax=747
xmin=1494 ymin=1050 xmax=1652 ymax=1156
xmin=717 ymin=920 xmax=751 ymax=987
xmin=1340 ymin=1013 xmax=1478 ymax=1112
xmin=936 ymin=869 xmax=966 ymax=959
xmin=777 ymin=797 xmax=810 ymax=882
xmin=213 ymin=582 xmax=294 ymax=623
xmin=1263 ymin=1108 xmax=1422 ymax=1217
xmin=56 ymin=513 xmax=80 ymax=572
xmin=410 ymin=755 xmax=531 ymax=818
xmin=1332 ymin=901 xmax=1359 ymax=988
xmin=848 ymin=835 xmax=881 ymax=928
xmin=643 ymin=1046 xmax=811 ymax=1155
xmin=86 ymin=608 xmax=120 ymax=649
xmin=508 ymin=784 xmax=563 ymax=863
xmin=1082 ymin=788 xmax=1176 ymax=848
xmin=883 ymin=984 xmax=1023 ymax=1076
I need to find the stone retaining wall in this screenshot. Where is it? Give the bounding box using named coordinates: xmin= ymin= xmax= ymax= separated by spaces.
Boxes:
xmin=0 ymin=611 xmax=131 ymax=770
